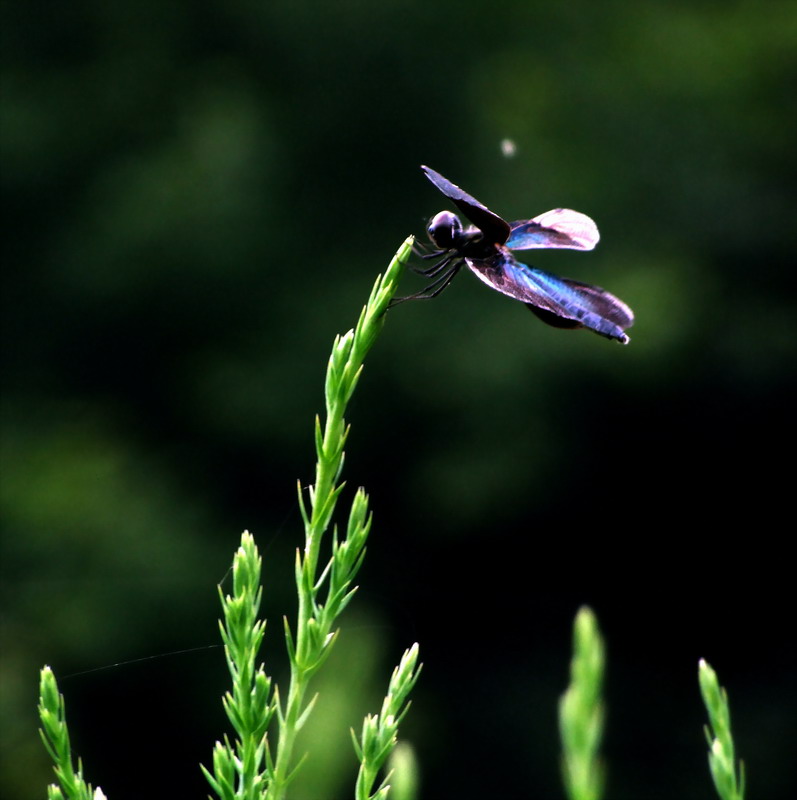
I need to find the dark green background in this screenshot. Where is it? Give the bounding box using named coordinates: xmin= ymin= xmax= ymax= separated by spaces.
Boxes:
xmin=2 ymin=1 xmax=794 ymax=798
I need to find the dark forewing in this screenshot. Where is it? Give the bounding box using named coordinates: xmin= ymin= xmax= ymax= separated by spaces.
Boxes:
xmin=466 ymin=253 xmax=634 ymax=343
xmin=421 ymin=165 xmax=511 ymax=245
xmin=506 ymin=209 xmax=600 ymax=251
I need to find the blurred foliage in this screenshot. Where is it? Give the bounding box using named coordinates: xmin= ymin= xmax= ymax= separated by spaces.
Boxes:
xmin=2 ymin=0 xmax=795 ymax=798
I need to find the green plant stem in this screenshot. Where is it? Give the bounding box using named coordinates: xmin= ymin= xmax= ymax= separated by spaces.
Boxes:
xmin=559 ymin=606 xmax=606 ymax=800
xmin=699 ymin=659 xmax=745 ymax=800
xmin=268 ymin=236 xmax=412 ymax=799
xmin=202 ymin=533 xmax=274 ymax=800
xmin=38 ymin=666 xmax=97 ymax=800
xmin=353 ymin=644 xmax=421 ymax=800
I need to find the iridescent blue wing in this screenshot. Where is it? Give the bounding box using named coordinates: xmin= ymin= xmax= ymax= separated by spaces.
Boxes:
xmin=421 ymin=165 xmax=511 ymax=245
xmin=506 ymin=209 xmax=600 ymax=251
xmin=466 ymin=253 xmax=633 ymax=344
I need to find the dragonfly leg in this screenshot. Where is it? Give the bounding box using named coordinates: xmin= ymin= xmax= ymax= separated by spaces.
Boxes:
xmin=411 ymin=240 xmax=435 ymax=257
xmin=389 ymin=263 xmax=462 ymax=306
xmin=410 ymin=253 xmax=455 ymax=277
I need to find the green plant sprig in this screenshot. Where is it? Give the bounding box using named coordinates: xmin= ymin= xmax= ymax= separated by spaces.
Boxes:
xmin=699 ymin=659 xmax=745 ymax=800
xmin=559 ymin=606 xmax=606 ymax=800
xmin=353 ymin=643 xmax=422 ymax=800
xmin=202 ymin=532 xmax=275 ymax=800
xmin=38 ymin=666 xmax=101 ymax=800
xmin=203 ymin=236 xmax=414 ymax=800
xmin=268 ymin=235 xmax=413 ymax=798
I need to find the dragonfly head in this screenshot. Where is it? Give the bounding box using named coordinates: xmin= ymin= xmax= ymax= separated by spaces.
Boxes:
xmin=427 ymin=210 xmax=463 ymax=250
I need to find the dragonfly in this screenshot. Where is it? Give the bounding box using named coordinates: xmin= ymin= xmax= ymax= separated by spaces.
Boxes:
xmin=397 ymin=166 xmax=634 ymax=344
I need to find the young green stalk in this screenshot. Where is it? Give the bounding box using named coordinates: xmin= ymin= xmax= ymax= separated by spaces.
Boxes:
xmin=202 ymin=533 xmax=274 ymax=800
xmin=699 ymin=659 xmax=745 ymax=800
xmin=38 ymin=666 xmax=102 ymax=800
xmin=353 ymin=644 xmax=422 ymax=800
xmin=559 ymin=606 xmax=606 ymax=800
xmin=268 ymin=237 xmax=413 ymax=798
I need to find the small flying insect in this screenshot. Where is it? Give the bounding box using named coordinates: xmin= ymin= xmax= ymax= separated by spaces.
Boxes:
xmin=397 ymin=166 xmax=634 ymax=344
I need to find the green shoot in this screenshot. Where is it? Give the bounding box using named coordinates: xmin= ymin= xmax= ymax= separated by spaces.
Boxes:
xmin=559 ymin=606 xmax=606 ymax=800
xmin=38 ymin=666 xmax=103 ymax=800
xmin=699 ymin=659 xmax=745 ymax=800
xmin=201 ymin=532 xmax=275 ymax=799
xmin=203 ymin=235 xmax=415 ymax=799
xmin=352 ymin=644 xmax=422 ymax=800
